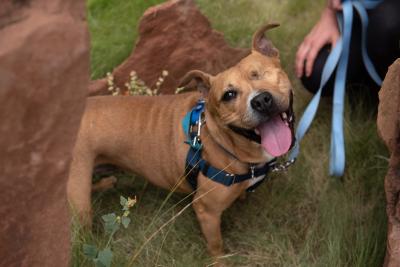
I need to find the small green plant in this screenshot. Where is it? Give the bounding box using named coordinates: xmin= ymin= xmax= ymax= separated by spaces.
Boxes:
xmin=107 ymin=70 xmax=169 ymax=96
xmin=83 ymin=196 xmax=136 ymax=267
xmin=174 ymin=86 xmax=185 ymax=94
xmin=125 ymin=70 xmax=168 ymax=96
xmin=107 ymin=70 xmax=189 ymax=96
xmin=106 ymin=72 xmax=121 ymax=96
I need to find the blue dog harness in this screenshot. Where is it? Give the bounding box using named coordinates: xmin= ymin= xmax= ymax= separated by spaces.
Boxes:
xmin=289 ymin=0 xmax=383 ymax=176
xmin=182 ymin=100 xmax=278 ymax=192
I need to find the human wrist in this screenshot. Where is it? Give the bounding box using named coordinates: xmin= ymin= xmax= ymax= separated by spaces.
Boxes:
xmin=327 ymin=0 xmax=342 ymax=11
xmin=323 ymin=5 xmax=337 ymax=15
xmin=321 ymin=6 xmax=337 ymax=21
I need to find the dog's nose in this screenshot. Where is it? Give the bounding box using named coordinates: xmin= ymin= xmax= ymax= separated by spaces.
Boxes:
xmin=251 ymin=92 xmax=273 ymax=114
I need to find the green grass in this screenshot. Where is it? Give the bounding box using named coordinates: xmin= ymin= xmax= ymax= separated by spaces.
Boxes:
xmin=73 ymin=0 xmax=388 ymax=266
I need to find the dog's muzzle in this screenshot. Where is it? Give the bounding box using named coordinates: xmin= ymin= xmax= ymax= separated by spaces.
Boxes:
xmin=250 ymin=91 xmax=274 ymax=115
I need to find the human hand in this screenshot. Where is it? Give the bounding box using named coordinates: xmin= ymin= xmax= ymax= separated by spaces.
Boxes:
xmin=295 ymin=8 xmax=340 ymax=78
xmin=328 ymin=0 xmax=342 ymax=11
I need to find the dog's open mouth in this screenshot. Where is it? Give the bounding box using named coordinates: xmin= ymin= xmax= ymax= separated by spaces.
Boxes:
xmin=255 ymin=111 xmax=293 ymax=157
xmin=228 ymin=92 xmax=295 ymax=157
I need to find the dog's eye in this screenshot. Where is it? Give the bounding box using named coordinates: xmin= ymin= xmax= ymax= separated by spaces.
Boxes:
xmin=221 ymin=90 xmax=237 ymax=102
xmin=250 ymin=70 xmax=259 ymax=80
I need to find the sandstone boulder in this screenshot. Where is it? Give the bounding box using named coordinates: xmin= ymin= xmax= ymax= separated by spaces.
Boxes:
xmin=377 ymin=58 xmax=400 ymax=267
xmin=0 ymin=1 xmax=89 ymax=266
xmin=89 ymin=0 xmax=250 ymax=96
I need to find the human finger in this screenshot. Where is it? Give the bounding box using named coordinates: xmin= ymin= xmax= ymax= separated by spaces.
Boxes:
xmin=305 ymin=35 xmax=331 ymax=77
xmin=305 ymin=43 xmax=319 ymax=77
xmin=295 ymin=41 xmax=311 ymax=78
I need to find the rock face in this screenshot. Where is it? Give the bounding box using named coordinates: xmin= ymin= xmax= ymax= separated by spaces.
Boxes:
xmin=89 ymin=0 xmax=250 ymax=96
xmin=377 ymin=58 xmax=400 ymax=267
xmin=0 ymin=1 xmax=89 ymax=267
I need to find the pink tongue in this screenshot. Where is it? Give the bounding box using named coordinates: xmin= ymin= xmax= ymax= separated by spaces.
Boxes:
xmin=257 ymin=115 xmax=292 ymax=157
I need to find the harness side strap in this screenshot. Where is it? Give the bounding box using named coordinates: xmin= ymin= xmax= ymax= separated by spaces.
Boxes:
xmin=185 ymin=146 xmax=272 ymax=189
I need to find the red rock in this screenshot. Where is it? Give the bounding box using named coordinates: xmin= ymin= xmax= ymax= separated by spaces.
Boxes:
xmin=89 ymin=0 xmax=250 ymax=96
xmin=0 ymin=1 xmax=89 ymax=266
xmin=377 ymin=58 xmax=400 ymax=267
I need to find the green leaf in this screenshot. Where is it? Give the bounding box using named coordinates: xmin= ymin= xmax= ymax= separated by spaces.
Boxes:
xmin=97 ymin=248 xmax=113 ymax=267
xmin=83 ymin=244 xmax=98 ymax=259
xmin=102 ymin=213 xmax=116 ymax=223
xmin=120 ymin=196 xmax=128 ymax=207
xmin=121 ymin=216 xmax=131 ymax=228
xmin=104 ymin=220 xmax=119 ymax=234
xmin=102 ymin=213 xmax=119 ymax=234
xmin=102 ymin=213 xmax=120 ymax=234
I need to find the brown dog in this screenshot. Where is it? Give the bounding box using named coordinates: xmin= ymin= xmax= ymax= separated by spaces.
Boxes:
xmin=67 ymin=23 xmax=294 ymax=262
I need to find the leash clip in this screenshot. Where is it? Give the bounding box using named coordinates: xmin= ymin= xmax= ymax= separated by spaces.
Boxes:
xmin=250 ymin=164 xmax=255 ymax=179
xmin=192 ymin=136 xmax=201 ymax=149
xmin=191 ymin=112 xmax=205 ymax=149
xmin=271 ymin=158 xmax=296 ymax=173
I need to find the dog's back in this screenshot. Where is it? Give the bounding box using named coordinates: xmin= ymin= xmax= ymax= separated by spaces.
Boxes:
xmin=82 ymin=93 xmax=202 ymax=186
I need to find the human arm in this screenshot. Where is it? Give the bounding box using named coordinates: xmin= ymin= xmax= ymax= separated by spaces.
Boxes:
xmin=295 ymin=1 xmax=341 ymax=78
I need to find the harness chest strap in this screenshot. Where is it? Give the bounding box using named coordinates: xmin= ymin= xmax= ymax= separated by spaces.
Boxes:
xmin=185 ymin=146 xmax=275 ymax=192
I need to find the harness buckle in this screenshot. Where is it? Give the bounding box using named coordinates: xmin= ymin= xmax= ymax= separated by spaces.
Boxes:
xmin=197 ymin=116 xmax=203 ymax=136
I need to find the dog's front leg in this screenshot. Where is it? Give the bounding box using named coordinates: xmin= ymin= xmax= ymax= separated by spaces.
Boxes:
xmin=67 ymin=145 xmax=95 ymax=227
xmin=193 ymin=198 xmax=224 ymax=258
xmin=192 ymin=175 xmax=244 ymax=266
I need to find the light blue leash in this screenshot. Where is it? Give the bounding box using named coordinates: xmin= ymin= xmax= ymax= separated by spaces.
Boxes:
xmin=289 ymin=0 xmax=382 ymax=176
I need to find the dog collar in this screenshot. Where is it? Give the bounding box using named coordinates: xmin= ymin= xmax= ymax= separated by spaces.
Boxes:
xmin=181 ymin=99 xmax=275 ymax=192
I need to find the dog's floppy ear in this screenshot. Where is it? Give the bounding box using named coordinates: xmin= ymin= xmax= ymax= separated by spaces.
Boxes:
xmin=252 ymin=23 xmax=280 ymax=57
xmin=179 ymin=70 xmax=212 ymax=97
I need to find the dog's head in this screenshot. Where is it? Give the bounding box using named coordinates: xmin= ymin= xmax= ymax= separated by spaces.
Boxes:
xmin=180 ymin=23 xmax=295 ymax=158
